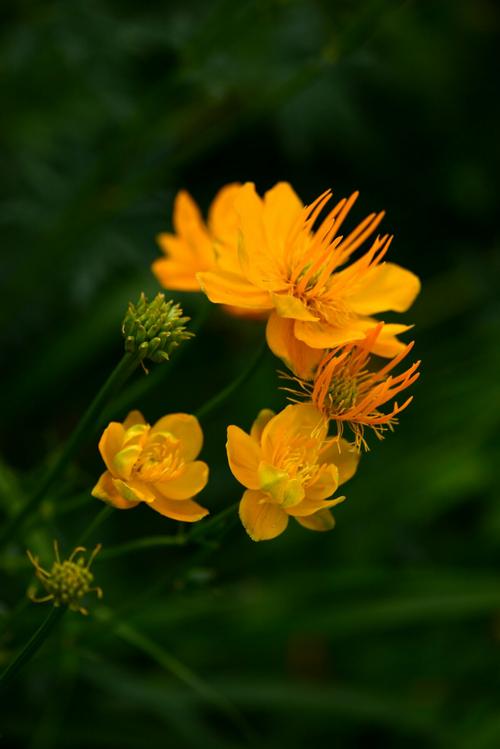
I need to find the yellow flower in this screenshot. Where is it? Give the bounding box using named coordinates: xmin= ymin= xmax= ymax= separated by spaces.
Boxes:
xmin=198 ymin=183 xmax=420 ymax=378
xmin=92 ymin=410 xmax=209 ymax=522
xmin=152 ymin=184 xmax=241 ymax=292
xmin=226 ymin=403 xmax=359 ymax=541
xmin=285 ymin=324 xmax=421 ymax=450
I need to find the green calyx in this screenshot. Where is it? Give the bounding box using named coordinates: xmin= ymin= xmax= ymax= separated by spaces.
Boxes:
xmin=122 ymin=293 xmax=194 ymax=364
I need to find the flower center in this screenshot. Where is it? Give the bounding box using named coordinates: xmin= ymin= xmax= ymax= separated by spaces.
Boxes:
xmin=326 ymin=374 xmax=358 ymax=414
xmin=133 ymin=433 xmax=184 ymax=482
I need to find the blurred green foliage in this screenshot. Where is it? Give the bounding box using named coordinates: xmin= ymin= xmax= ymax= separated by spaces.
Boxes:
xmin=1 ymin=0 xmax=500 ymax=747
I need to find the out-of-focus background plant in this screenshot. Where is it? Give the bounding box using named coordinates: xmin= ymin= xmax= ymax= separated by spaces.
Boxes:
xmin=1 ymin=1 xmax=500 ymax=747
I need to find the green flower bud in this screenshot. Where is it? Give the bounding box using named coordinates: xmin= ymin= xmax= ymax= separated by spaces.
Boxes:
xmin=122 ymin=293 xmax=193 ymax=364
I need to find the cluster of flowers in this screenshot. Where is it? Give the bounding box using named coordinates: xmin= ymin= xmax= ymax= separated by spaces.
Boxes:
xmin=92 ymin=182 xmax=421 ymax=541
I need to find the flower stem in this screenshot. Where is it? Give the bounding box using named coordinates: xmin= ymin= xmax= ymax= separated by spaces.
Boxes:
xmin=98 ymin=533 xmax=185 ymax=561
xmin=0 ymin=606 xmax=66 ymax=687
xmin=78 ymin=505 xmax=114 ymax=546
xmin=0 ymin=352 xmax=140 ymax=548
xmin=195 ymin=339 xmax=268 ymax=422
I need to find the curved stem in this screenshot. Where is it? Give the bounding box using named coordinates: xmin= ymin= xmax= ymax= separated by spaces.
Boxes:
xmin=98 ymin=534 xmax=185 ymax=561
xmin=78 ymin=505 xmax=114 ymax=546
xmin=0 ymin=352 xmax=140 ymax=548
xmin=195 ymin=340 xmax=267 ymax=421
xmin=0 ymin=606 xmax=66 ymax=687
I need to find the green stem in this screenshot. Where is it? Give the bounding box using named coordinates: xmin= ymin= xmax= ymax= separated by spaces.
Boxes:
xmin=78 ymin=505 xmax=114 ymax=546
xmin=0 ymin=352 xmax=140 ymax=548
xmin=98 ymin=533 xmax=185 ymax=561
xmin=113 ymin=620 xmax=253 ymax=741
xmin=195 ymin=340 xmax=267 ymax=421
xmin=0 ymin=606 xmax=66 ymax=687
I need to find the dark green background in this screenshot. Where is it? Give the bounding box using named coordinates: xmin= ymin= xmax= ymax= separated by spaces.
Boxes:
xmin=1 ymin=1 xmax=500 ymax=747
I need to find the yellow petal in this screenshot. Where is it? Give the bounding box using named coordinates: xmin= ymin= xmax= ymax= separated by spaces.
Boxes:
xmin=91 ymin=471 xmax=139 ymax=510
xmin=294 ymin=320 xmax=366 ymax=349
xmin=226 ymin=425 xmax=261 ymax=489
xmin=271 ymin=292 xmax=319 ymax=321
xmin=369 ymin=322 xmax=413 ymax=358
xmin=112 ymin=478 xmax=156 ymax=504
xmin=98 ymin=422 xmax=125 ymax=475
xmin=198 ymin=269 xmax=273 ymax=310
xmin=152 ymin=257 xmax=203 ymax=292
xmin=149 ymin=496 xmax=209 ymax=522
xmin=287 ymin=494 xmax=345 ymax=517
xmin=173 ymin=191 xmax=214 ymax=267
xmin=260 ymin=404 xmax=327 ymax=465
xmin=258 ymin=463 xmax=305 ymax=507
xmin=262 ymin=182 xmax=303 ymax=255
xmin=304 ymin=464 xmax=339 ymax=501
xmin=266 ymin=312 xmax=322 ymax=379
xmin=111 ymin=444 xmax=143 ymax=480
xmin=239 ymin=490 xmax=289 ymax=541
xmin=151 ymin=413 xmax=203 ymax=461
xmin=347 ymin=263 xmax=421 ymax=315
xmin=123 ymin=410 xmax=147 ymax=430
xmin=296 ymin=509 xmax=335 ymax=532
xmin=155 ymin=461 xmax=209 ymax=500
xmin=320 ymin=438 xmax=360 ymax=485
xmin=250 ymin=409 xmax=275 ymax=444
xmin=208 ymin=183 xmax=242 ymax=240
xmin=233 ymin=183 xmax=267 ymax=264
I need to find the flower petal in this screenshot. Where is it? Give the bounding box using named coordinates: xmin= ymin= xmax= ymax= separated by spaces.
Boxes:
xmin=304 ymin=464 xmax=339 ymax=501
xmin=287 ymin=494 xmax=345 ymax=517
xmin=173 ymin=191 xmax=214 ymax=266
xmin=260 ymin=404 xmax=327 ymax=465
xmin=296 ymin=509 xmax=335 ymax=532
xmin=320 ymin=437 xmax=360 ymax=485
xmin=262 ymin=182 xmax=303 ymax=256
xmin=123 ymin=410 xmax=147 ymax=430
xmin=198 ymin=269 xmax=273 ymax=310
xmin=294 ymin=320 xmax=366 ymax=349
xmin=208 ymin=183 xmax=242 ymax=241
xmin=266 ymin=312 xmax=322 ymax=379
xmin=258 ymin=463 xmax=305 ymax=507
xmin=150 ymin=496 xmax=209 ymax=522
xmin=155 ymin=461 xmax=209 ymax=500
xmin=91 ymin=471 xmax=139 ymax=510
xmin=226 ymin=425 xmax=261 ymax=489
xmin=347 ymin=263 xmax=421 ymax=315
xmin=112 ymin=478 xmax=157 ymax=504
xmin=112 ymin=445 xmax=142 ymax=480
xmin=98 ymin=422 xmax=125 ymax=475
xmin=239 ymin=490 xmax=289 ymax=541
xmin=271 ymin=292 xmax=319 ymax=321
xmin=151 ymin=413 xmax=203 ymax=461
xmin=250 ymin=409 xmax=275 ymax=444
xmin=152 ymin=257 xmax=203 ymax=292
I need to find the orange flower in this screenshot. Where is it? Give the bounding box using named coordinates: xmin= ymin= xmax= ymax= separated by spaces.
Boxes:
xmin=286 ymin=325 xmax=420 ymax=450
xmin=226 ymin=404 xmax=360 ymax=541
xmin=198 ymin=183 xmax=420 ymax=378
xmin=92 ymin=410 xmax=209 ymax=522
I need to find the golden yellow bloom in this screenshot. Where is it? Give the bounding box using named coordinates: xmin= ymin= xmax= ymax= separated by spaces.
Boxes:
xmin=152 ymin=184 xmax=241 ymax=292
xmin=226 ymin=403 xmax=359 ymax=541
xmin=199 ymin=183 xmax=420 ymax=378
xmin=27 ymin=541 xmax=102 ymax=615
xmin=286 ymin=325 xmax=421 ymax=450
xmin=92 ymin=410 xmax=209 ymax=522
